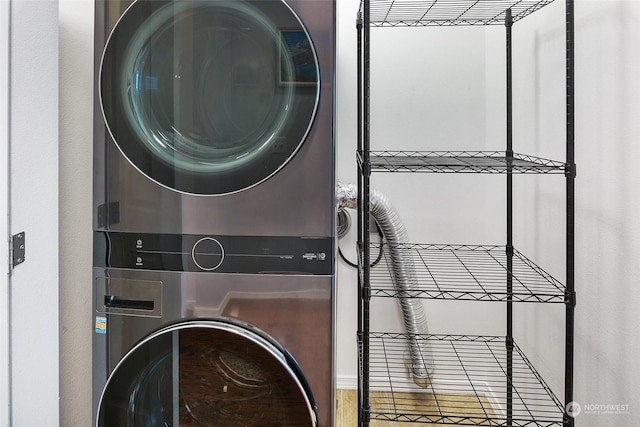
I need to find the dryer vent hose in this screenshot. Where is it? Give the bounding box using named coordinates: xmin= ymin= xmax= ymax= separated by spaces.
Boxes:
xmin=336 ymin=182 xmax=434 ymax=386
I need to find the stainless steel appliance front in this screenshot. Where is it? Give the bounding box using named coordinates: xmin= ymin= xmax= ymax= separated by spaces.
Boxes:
xmin=92 ymin=268 xmax=333 ymax=426
xmin=94 ymin=0 xmax=335 ymax=237
xmin=93 ymin=0 xmax=336 ymax=425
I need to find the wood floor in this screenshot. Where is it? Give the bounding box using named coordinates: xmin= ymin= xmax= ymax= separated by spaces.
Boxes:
xmin=336 ymin=389 xmax=495 ymax=427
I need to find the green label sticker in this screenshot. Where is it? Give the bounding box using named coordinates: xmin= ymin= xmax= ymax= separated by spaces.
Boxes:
xmin=95 ymin=316 xmax=107 ymax=334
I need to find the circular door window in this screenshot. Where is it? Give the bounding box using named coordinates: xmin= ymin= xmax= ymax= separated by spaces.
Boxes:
xmin=101 ymin=0 xmax=319 ymax=195
xmin=97 ymin=319 xmax=317 ymax=426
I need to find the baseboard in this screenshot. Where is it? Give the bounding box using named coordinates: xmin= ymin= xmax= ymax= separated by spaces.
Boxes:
xmin=335 ymin=375 xmax=504 ymax=419
xmin=336 ymin=375 xmax=358 ymax=390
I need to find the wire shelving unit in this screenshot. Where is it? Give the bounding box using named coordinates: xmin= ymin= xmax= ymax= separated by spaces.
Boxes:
xmin=356 ymin=0 xmax=575 ymax=426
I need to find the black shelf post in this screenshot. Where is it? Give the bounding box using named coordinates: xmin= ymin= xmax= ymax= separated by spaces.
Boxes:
xmin=565 ymin=0 xmax=576 ymax=426
xmin=505 ymin=7 xmax=514 ymax=427
xmin=358 ymin=0 xmax=372 ymax=425
xmin=356 ymin=11 xmax=364 ymax=427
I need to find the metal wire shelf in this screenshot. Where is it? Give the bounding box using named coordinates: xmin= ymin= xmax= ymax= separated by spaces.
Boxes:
xmin=369 ymin=243 xmax=566 ymax=303
xmin=360 ymin=151 xmax=567 ymax=174
xmin=356 ymin=0 xmax=576 ymax=424
xmin=362 ymin=0 xmax=556 ymax=27
xmin=360 ymin=333 xmax=566 ymax=426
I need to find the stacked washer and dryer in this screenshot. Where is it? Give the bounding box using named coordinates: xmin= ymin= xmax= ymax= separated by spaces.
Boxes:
xmin=91 ymin=0 xmax=335 ymax=426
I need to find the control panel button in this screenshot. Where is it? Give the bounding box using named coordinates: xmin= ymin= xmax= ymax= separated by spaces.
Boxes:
xmin=191 ymin=237 xmax=224 ymax=271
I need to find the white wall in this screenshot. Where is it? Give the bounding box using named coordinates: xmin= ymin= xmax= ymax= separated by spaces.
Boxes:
xmin=575 ymin=2 xmax=640 ymax=420
xmin=58 ymin=0 xmax=640 ymax=425
xmin=0 ymin=1 xmax=11 ymax=424
xmin=514 ymin=1 xmax=640 ymax=425
xmin=334 ymin=0 xmax=360 ymax=388
xmin=59 ymin=1 xmax=94 ymax=425
xmin=334 ymin=0 xmax=508 ymax=387
xmin=6 ymin=0 xmax=60 ymax=425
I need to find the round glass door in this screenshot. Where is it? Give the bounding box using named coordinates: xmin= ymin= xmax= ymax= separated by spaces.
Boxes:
xmin=101 ymin=0 xmax=319 ymax=195
xmin=97 ymin=319 xmax=317 ymax=426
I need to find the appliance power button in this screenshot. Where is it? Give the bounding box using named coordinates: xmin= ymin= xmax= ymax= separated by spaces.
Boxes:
xmin=191 ymin=237 xmax=224 ymax=271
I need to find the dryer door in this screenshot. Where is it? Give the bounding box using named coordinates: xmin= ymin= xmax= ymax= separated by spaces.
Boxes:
xmin=100 ymin=0 xmax=319 ymax=195
xmin=96 ymin=319 xmax=317 ymax=426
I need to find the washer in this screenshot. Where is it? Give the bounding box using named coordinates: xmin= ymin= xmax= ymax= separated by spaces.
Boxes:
xmin=92 ymin=0 xmax=335 ymax=425
xmin=93 ymin=0 xmax=335 ymax=235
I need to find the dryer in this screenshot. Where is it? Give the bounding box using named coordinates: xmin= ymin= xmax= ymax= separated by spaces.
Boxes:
xmin=92 ymin=271 xmax=332 ymax=426
xmin=92 ymin=0 xmax=335 ymax=425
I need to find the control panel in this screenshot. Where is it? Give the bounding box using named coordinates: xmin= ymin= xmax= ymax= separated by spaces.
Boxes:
xmin=95 ymin=232 xmax=333 ymax=275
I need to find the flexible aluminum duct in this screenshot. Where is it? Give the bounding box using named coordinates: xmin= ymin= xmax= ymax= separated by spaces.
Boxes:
xmin=336 ymin=182 xmax=434 ymax=386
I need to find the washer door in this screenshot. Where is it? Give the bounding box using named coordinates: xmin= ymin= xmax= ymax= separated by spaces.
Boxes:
xmin=96 ymin=319 xmax=317 ymax=426
xmin=101 ymin=0 xmax=319 ymax=195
